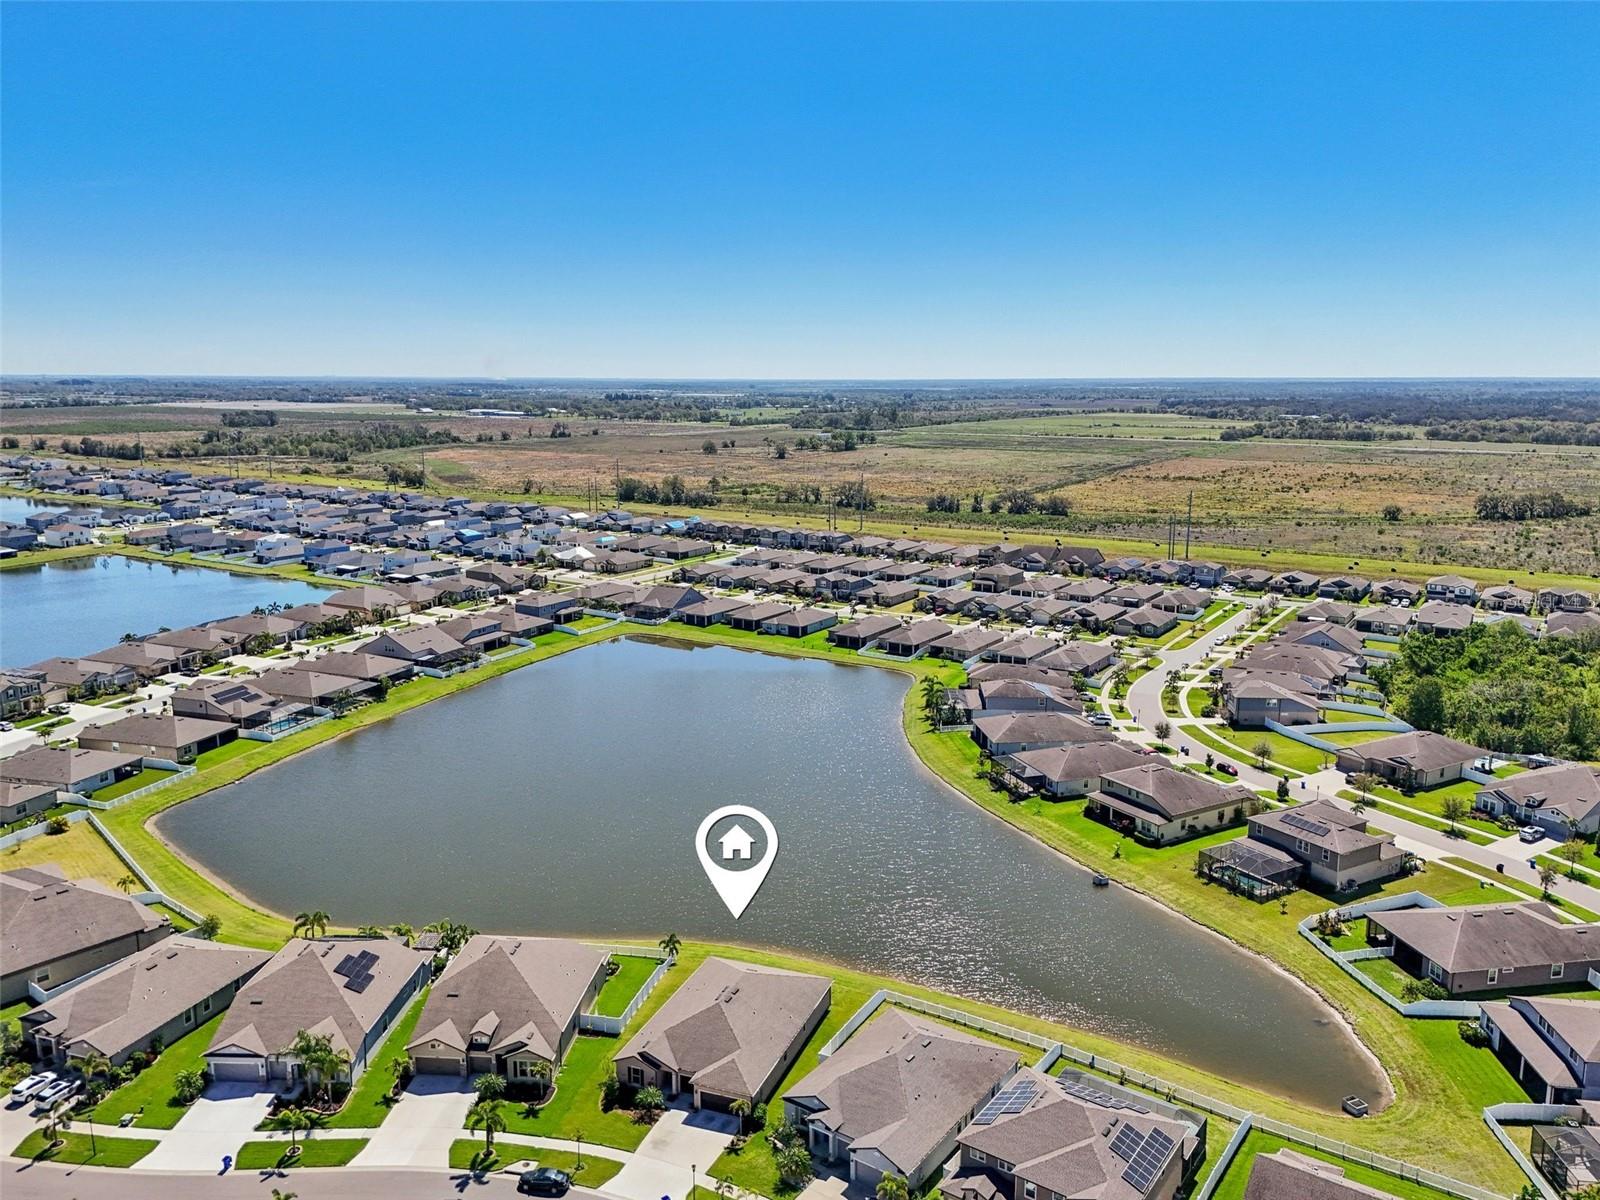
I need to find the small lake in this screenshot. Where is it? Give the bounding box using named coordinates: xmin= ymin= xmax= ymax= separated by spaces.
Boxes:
xmin=0 ymin=556 xmax=333 ymax=665
xmin=0 ymin=493 xmax=148 ymax=526
xmin=160 ymin=636 xmax=1384 ymax=1106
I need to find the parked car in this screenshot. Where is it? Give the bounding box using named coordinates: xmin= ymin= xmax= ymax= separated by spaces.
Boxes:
xmin=9 ymin=1071 xmax=56 ymax=1104
xmin=0 ymin=721 xmax=13 ymax=732
xmin=518 ymin=1168 xmax=573 ymax=1196
xmin=1087 ymin=712 xmax=1113 ymax=727
xmin=1216 ymin=762 xmax=1239 ymax=777
xmin=1519 ymin=826 xmax=1545 ymax=843
xmin=31 ymin=1077 xmax=80 ymax=1112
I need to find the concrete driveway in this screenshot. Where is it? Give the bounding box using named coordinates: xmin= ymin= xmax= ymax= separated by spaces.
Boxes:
xmin=605 ymin=1107 xmax=737 ymax=1200
xmin=351 ymin=1074 xmax=477 ymax=1168
xmin=135 ymin=1083 xmax=275 ymax=1172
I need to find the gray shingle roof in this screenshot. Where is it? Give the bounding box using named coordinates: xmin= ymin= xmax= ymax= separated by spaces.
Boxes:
xmin=2 ymin=866 xmax=170 ymax=977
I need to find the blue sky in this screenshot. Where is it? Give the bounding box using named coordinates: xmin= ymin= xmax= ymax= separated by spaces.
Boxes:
xmin=3 ymin=2 xmax=1597 ymax=378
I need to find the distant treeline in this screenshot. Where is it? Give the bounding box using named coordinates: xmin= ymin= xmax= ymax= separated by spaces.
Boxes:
xmin=927 ymin=488 xmax=1071 ymax=516
xmin=1424 ymin=419 xmax=1600 ymax=446
xmin=38 ymin=423 xmax=460 ymax=463
xmin=1216 ymin=418 xmax=1410 ymax=443
xmin=1473 ymin=490 xmax=1592 ymax=521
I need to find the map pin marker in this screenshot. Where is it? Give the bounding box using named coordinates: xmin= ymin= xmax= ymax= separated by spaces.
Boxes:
xmin=695 ymin=804 xmax=778 ymax=920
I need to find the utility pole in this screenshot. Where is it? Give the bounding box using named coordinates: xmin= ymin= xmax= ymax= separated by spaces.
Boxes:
xmin=1185 ymin=490 xmax=1194 ymax=559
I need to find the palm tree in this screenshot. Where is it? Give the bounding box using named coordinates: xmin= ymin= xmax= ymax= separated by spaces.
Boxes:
xmin=525 ymin=1059 xmax=554 ymax=1099
xmin=79 ymin=1052 xmax=113 ymax=1102
xmin=658 ymin=932 xmax=682 ymax=960
xmin=292 ymin=910 xmax=331 ymax=939
xmin=1351 ymin=772 xmax=1380 ymax=816
xmin=115 ymin=873 xmax=140 ymax=894
xmin=919 ymin=676 xmax=946 ymax=725
xmin=390 ymin=923 xmax=416 ymax=945
xmin=876 ymin=1173 xmax=911 ymax=1200
xmin=729 ymin=1097 xmax=752 ymax=1133
xmin=280 ymin=1106 xmax=313 ymax=1151
xmin=467 ymin=1097 xmax=507 ymax=1154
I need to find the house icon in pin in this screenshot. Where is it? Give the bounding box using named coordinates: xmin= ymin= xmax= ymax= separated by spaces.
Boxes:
xmin=718 ymin=823 xmax=756 ymax=861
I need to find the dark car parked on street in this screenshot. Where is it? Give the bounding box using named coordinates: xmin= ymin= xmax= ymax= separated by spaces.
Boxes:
xmin=519 ymin=1167 xmax=574 ymax=1196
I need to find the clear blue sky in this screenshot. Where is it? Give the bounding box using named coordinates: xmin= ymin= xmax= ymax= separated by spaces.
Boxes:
xmin=3 ymin=2 xmax=1597 ymax=378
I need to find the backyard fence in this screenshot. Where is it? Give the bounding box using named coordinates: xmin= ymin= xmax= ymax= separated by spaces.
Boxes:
xmin=1295 ymin=891 xmax=1481 ymax=1017
xmin=0 ymin=807 xmax=89 ymax=850
xmin=1483 ymin=1103 xmax=1575 ymax=1200
xmin=578 ymin=946 xmax=673 ymax=1036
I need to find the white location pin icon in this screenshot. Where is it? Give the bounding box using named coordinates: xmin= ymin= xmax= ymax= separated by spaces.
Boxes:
xmin=695 ymin=804 xmax=778 ymax=920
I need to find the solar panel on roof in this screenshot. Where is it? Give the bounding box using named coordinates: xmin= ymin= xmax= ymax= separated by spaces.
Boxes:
xmin=972 ymin=1078 xmax=1041 ymax=1125
xmin=1120 ymin=1128 xmax=1176 ymax=1194
xmin=1108 ymin=1124 xmax=1145 ymax=1163
xmin=355 ymin=949 xmax=379 ymax=971
xmin=1057 ymin=1078 xmax=1150 ymax=1115
xmin=346 ymin=971 xmax=374 ymax=994
xmin=1281 ymin=812 xmax=1331 ymax=838
xmin=333 ymin=954 xmax=360 ymax=977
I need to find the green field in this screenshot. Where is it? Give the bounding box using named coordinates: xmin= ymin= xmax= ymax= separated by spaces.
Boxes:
xmin=593 ymin=955 xmax=659 ymax=1017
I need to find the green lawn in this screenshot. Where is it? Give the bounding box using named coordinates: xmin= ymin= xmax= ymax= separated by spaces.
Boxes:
xmin=1320 ymin=708 xmax=1391 ymax=724
xmin=447 ymin=1141 xmax=623 ymax=1184
xmin=1441 ymin=856 xmax=1600 ymax=921
xmin=90 ymin=1011 xmax=225 ymax=1128
xmin=1314 ymin=729 xmax=1394 ymax=748
xmin=9 ymin=1129 xmax=159 ymax=1167
xmin=1206 ymin=1130 xmax=1469 ymax=1200
xmin=593 ymin=955 xmax=659 ymax=1018
xmin=320 ymin=985 xmax=431 ymax=1129
xmin=1210 ymin=727 xmax=1331 ymax=773
xmin=192 ymin=739 xmax=264 ymax=770
xmin=482 ymin=1031 xmax=651 ymax=1150
xmin=233 ymin=1137 xmax=368 ymax=1169
xmin=91 ymin=767 xmax=180 ymax=802
xmin=1353 ymin=956 xmax=1418 ymax=998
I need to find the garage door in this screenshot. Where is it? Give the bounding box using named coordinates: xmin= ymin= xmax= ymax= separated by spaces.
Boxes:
xmin=209 ymin=1059 xmax=263 ymax=1082
xmin=413 ymin=1056 xmax=464 ymax=1076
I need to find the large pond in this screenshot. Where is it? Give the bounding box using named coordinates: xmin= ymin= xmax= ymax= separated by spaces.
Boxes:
xmin=160 ymin=636 xmax=1384 ymax=1105
xmin=0 ymin=556 xmax=333 ymax=665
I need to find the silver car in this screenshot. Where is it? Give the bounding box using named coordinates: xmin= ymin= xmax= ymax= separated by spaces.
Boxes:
xmin=31 ymin=1077 xmax=80 ymax=1112
xmin=8 ymin=1071 xmax=56 ymax=1104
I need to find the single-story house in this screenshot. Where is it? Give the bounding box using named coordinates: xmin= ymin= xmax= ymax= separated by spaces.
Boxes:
xmin=1474 ymin=764 xmax=1600 ymax=838
xmin=293 ymin=652 xmax=415 ymax=683
xmin=1003 ymin=741 xmax=1149 ymax=797
xmin=614 ymin=958 xmax=830 ymax=1112
xmin=23 ymin=658 xmax=138 ymax=700
xmin=1334 ymin=730 xmax=1486 ymax=791
xmin=971 ymin=712 xmax=1113 ymax=756
xmin=1088 ymin=763 xmax=1254 ymax=846
xmin=1 ymin=866 xmax=173 ymax=1005
xmin=1033 ymin=642 xmax=1119 ymax=678
xmin=940 ymin=1065 xmax=1204 ymax=1200
xmin=1242 ymin=1149 xmax=1400 ymax=1200
xmin=728 ymin=601 xmax=795 ymax=632
xmin=1537 ymin=587 xmax=1595 ymax=614
xmin=828 ymin=615 xmax=902 ymax=650
xmin=1269 ymin=571 xmax=1320 ymax=596
xmin=322 ymin=585 xmax=411 ymax=619
xmin=408 ymin=936 xmax=608 ymax=1079
xmin=931 ymin=625 xmax=1007 ymax=661
xmin=626 ymin=585 xmax=706 ymax=622
xmin=24 ymin=938 xmax=272 ymax=1067
xmin=1479 ymin=996 xmax=1600 ymax=1103
xmin=206 ymin=937 xmax=432 ymax=1084
xmin=79 ymin=713 xmax=237 ymax=763
xmin=1481 ymin=585 xmax=1535 ymax=614
xmin=1352 ymin=607 xmax=1414 ymax=636
xmin=515 ymin=592 xmax=584 ymax=621
xmin=1111 ymin=606 xmax=1180 ymax=639
xmin=674 ymin=597 xmax=752 ymax=628
xmin=878 ymin=620 xmax=953 ymax=657
xmin=359 ymin=625 xmax=475 ymax=668
xmin=0 ymin=780 xmax=58 ymax=825
xmin=783 ymin=1009 xmax=1018 ymax=1190
xmin=1365 ymin=902 xmax=1600 ymax=996
xmin=0 ymin=746 xmax=144 ymax=797
xmin=1413 ymin=600 xmax=1473 ymax=635
xmin=254 ymin=668 xmax=379 ymax=711
xmin=1317 ymin=575 xmax=1372 ymax=601
xmin=1373 ymin=579 xmax=1425 ymax=606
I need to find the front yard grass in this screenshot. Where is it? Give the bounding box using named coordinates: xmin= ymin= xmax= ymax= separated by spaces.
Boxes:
xmin=1209 ymin=726 xmax=1332 ymax=774
xmin=322 ymin=984 xmax=431 ymax=1129
xmin=90 ymin=1012 xmax=225 ymax=1129
xmin=593 ymin=955 xmax=659 ymax=1018
xmin=233 ymin=1137 xmax=368 ymax=1169
xmin=1205 ymin=1129 xmax=1468 ymax=1200
xmin=447 ymin=1141 xmax=623 ymax=1184
xmin=9 ymin=1129 xmax=159 ymax=1167
xmin=481 ymin=1030 xmax=651 ymax=1150
xmin=1441 ymin=856 xmax=1600 ymax=921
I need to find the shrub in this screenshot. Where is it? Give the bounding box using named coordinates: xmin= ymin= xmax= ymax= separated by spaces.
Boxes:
xmin=1402 ymin=978 xmax=1448 ymax=1003
xmin=475 ymin=1074 xmax=507 ymax=1103
xmin=1458 ymin=1020 xmax=1490 ymax=1047
xmin=599 ymin=1071 xmax=622 ymax=1112
xmin=45 ymin=815 xmax=70 ymax=835
xmin=173 ymin=1068 xmax=206 ymax=1105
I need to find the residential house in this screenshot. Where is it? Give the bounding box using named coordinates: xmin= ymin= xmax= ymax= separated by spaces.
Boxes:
xmin=1426 ymin=575 xmax=1480 ymax=605
xmin=1088 ymin=764 xmax=1253 ymax=845
xmin=878 ymin=620 xmax=953 ymax=658
xmin=1243 ymin=1149 xmax=1403 ymax=1200
xmin=940 ymin=1065 xmax=1204 ymax=1200
xmin=782 ymin=1009 xmax=1018 ymax=1190
xmin=1245 ymin=799 xmax=1408 ymax=891
xmin=0 ymin=746 xmax=144 ymax=797
xmin=1 ymin=866 xmax=173 ymax=1004
xmin=1474 ymin=764 xmax=1600 ymax=838
xmin=1413 ymin=600 xmax=1473 ymax=635
xmin=1269 ymin=571 xmax=1320 ymax=596
xmin=1111 ymin=606 xmax=1180 ymax=639
xmin=408 ymin=936 xmax=608 ymax=1079
xmin=971 ymin=712 xmax=1113 ymax=757
xmin=1152 ymin=587 xmax=1212 ymax=617
xmin=1373 ymin=579 xmax=1424 ymax=606
xmin=294 ymin=652 xmax=415 ymax=684
xmin=728 ymin=601 xmax=795 ymax=632
xmin=1333 ymin=731 xmax=1487 ymax=790
xmin=1033 ymin=642 xmax=1118 ymax=678
xmin=762 ymin=608 xmax=838 ymax=637
xmin=23 ymin=658 xmax=137 ymax=702
xmin=254 ymin=668 xmax=379 ymax=712
xmin=24 ymin=938 xmax=272 ymax=1067
xmin=986 ymin=635 xmax=1058 ymax=665
xmin=626 ymin=585 xmax=706 ymax=622
xmin=1003 ymin=742 xmax=1149 ymax=798
xmin=205 ymin=937 xmax=431 ymax=1084
xmin=614 ymin=957 xmax=830 ymax=1112
xmin=359 ymin=625 xmax=475 ymax=668
xmin=828 ymin=615 xmax=902 ymax=650
xmin=1223 ymin=679 xmax=1322 ymax=728
xmin=1219 ymin=568 xmax=1273 ymax=592
xmin=322 ymin=585 xmax=410 ymax=619
xmin=0 ymin=781 xmax=58 ymax=825
xmin=84 ymin=640 xmax=195 ymax=680
xmin=1537 ymin=587 xmax=1595 ymax=615
xmin=674 ymin=597 xmax=752 ymax=628
xmin=1316 ymin=575 xmax=1372 ymax=601
xmin=0 ymin=670 xmax=45 ymax=719
xmin=956 ymin=679 xmax=1081 ymax=719
xmin=1365 ymin=902 xmax=1600 ymax=996
xmin=1296 ymin=599 xmax=1359 ymax=626
xmin=931 ymin=626 xmax=1007 ymax=661
xmin=1481 ymin=585 xmax=1535 ymax=614
xmin=79 ymin=713 xmax=237 ymax=762
xmin=1479 ymin=996 xmax=1600 ymax=1104
xmin=1352 ymin=607 xmax=1414 ymax=637
xmin=171 ymin=679 xmax=309 ymax=730
xmin=1547 ymin=611 xmax=1600 ymax=640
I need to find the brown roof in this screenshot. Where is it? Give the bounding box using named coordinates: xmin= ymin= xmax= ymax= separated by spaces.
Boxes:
xmin=408 ymin=936 xmax=607 ymax=1062
xmin=1100 ymin=764 xmax=1254 ymax=820
xmin=0 ymin=746 xmax=143 ymax=789
xmin=785 ymin=1008 xmax=1017 ymax=1178
xmin=2 ymin=866 xmax=170 ymax=977
xmin=208 ymin=937 xmax=430 ymax=1061
xmin=1344 ymin=730 xmax=1486 ymax=773
xmin=619 ymin=957 xmax=830 ymax=1102
xmin=79 ymin=712 xmax=235 ymax=751
xmin=23 ymin=937 xmax=271 ymax=1060
xmin=1369 ymin=902 xmax=1598 ymax=975
xmin=1242 ymin=1149 xmax=1398 ymax=1200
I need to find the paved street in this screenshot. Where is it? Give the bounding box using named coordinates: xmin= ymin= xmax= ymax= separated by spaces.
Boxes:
xmin=1 ymin=1160 xmax=605 ymax=1199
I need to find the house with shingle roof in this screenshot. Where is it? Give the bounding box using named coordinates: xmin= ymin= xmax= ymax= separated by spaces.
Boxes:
xmin=23 ymin=937 xmax=271 ymax=1066
xmin=408 ymin=936 xmax=607 ymax=1080
xmin=1088 ymin=764 xmax=1254 ymax=846
xmin=1474 ymin=763 xmax=1600 ymax=838
xmin=1479 ymin=995 xmax=1600 ymax=1103
xmin=1 ymin=865 xmax=172 ymax=1004
xmin=940 ymin=1065 xmax=1205 ymax=1200
xmin=1242 ymin=1149 xmax=1400 ymax=1200
xmin=1365 ymin=902 xmax=1600 ymax=996
xmin=614 ymin=958 xmax=830 ymax=1112
xmin=78 ymin=712 xmax=237 ymax=763
xmin=205 ymin=937 xmax=431 ymax=1084
xmin=1333 ymin=730 xmax=1487 ymax=790
xmin=783 ymin=1008 xmax=1018 ymax=1189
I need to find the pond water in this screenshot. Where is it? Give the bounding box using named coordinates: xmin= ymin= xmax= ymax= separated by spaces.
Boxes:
xmin=0 ymin=555 xmax=333 ymax=665
xmin=159 ymin=636 xmax=1384 ymax=1106
xmin=0 ymin=494 xmax=148 ymax=525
